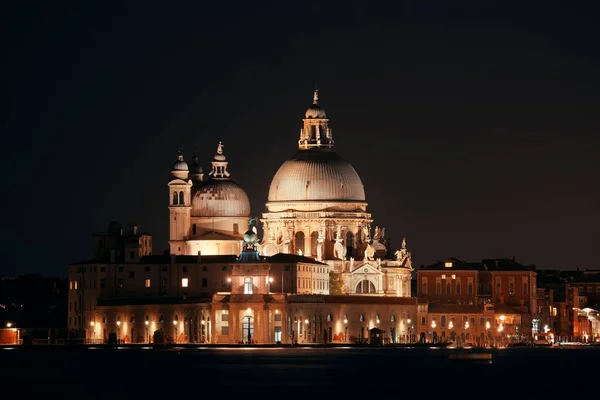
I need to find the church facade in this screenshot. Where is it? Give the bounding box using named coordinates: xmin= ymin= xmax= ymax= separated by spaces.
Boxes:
xmin=67 ymin=89 xmax=417 ymax=345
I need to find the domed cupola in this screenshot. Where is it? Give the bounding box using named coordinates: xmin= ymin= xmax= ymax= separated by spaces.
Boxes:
xmin=188 ymin=152 xmax=204 ymax=184
xmin=298 ymin=89 xmax=333 ymax=150
xmin=171 ymin=150 xmax=189 ymax=180
xmin=191 ymin=141 xmax=251 ymax=217
xmin=305 ymin=89 xmax=327 ymax=119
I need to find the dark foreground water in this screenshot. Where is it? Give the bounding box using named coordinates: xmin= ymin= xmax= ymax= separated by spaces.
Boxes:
xmin=0 ymin=346 xmax=596 ymax=397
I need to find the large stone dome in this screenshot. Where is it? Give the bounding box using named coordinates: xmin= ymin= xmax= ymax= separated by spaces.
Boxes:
xmin=267 ymin=149 xmax=366 ymax=203
xmin=192 ymin=180 xmax=251 ymax=217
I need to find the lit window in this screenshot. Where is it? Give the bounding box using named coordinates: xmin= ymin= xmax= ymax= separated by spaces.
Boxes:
xmin=181 ymin=278 xmax=189 ymax=288
xmin=74 ymin=281 xmax=78 ymax=290
xmin=244 ymin=278 xmax=253 ymax=294
xmin=441 ymin=274 xmax=446 ymax=279
xmin=451 ymin=274 xmax=456 ymax=279
xmin=444 ymin=262 xmax=452 ymax=268
xmin=145 ymin=278 xmax=151 ymax=288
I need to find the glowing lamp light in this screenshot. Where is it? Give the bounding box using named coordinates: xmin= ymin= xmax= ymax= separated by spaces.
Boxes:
xmin=144 ymin=320 xmax=149 ymax=325
xmin=268 ymin=277 xmax=273 ymax=283
xmin=344 ymin=318 xmax=348 ymax=324
xmin=407 ymin=319 xmax=411 ymax=324
xmin=500 ymin=315 xmax=506 ymax=322
xmin=304 ymin=319 xmax=309 ymax=324
xmin=485 ymin=321 xmax=490 ymax=330
xmin=465 ymin=321 xmax=470 ymax=329
xmin=227 ymin=277 xmax=232 ymax=283
xmin=172 ymin=320 xmax=177 ymax=325
xmin=448 ymin=321 xmax=454 ymax=329
xmin=246 ymin=308 xmax=252 ymax=315
xmin=431 ymin=320 xmax=436 ymax=329
xmin=116 ymin=321 xmax=121 ymax=326
xmin=90 ymin=321 xmax=95 ymax=326
xmin=6 ymin=322 xmax=13 ymax=328
xmin=201 ymin=320 xmax=206 ymax=325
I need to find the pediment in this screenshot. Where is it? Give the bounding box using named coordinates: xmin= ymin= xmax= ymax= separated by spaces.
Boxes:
xmin=350 ymin=262 xmax=382 ymax=276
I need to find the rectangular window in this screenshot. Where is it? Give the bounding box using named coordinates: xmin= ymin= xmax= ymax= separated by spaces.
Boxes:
xmin=244 ymin=277 xmax=253 ymax=294
xmin=221 ymin=313 xmax=229 ymax=322
xmin=145 ymin=278 xmax=151 ymax=288
xmin=233 ymin=223 xmax=239 ymax=234
xmin=202 ymin=278 xmax=207 ymax=287
xmin=221 ymin=326 xmax=229 ymax=335
xmin=181 ymin=278 xmax=189 ymax=288
xmin=274 ymin=313 xmax=282 ymax=322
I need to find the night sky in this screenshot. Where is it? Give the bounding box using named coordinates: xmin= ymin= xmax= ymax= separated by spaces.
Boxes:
xmin=2 ymin=1 xmax=599 ymax=277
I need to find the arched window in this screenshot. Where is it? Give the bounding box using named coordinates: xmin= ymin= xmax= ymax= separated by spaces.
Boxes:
xmin=327 ymin=314 xmax=332 ymax=322
xmin=456 ymin=283 xmax=461 ymax=295
xmin=523 ymin=282 xmax=528 ymax=294
xmin=509 ymin=282 xmax=514 ymax=295
xmin=441 ymin=315 xmax=446 ymax=328
xmin=421 ymin=281 xmax=427 ymax=295
xmin=179 ymin=191 xmax=184 ymax=205
xmin=310 ymin=231 xmax=319 ymax=256
xmin=172 ymin=192 xmax=178 ymax=205
xmin=446 ymin=283 xmax=451 ymax=294
xmin=495 ymin=282 xmax=501 ymax=293
xmin=294 ymin=231 xmax=305 ymax=255
xmin=355 ymin=280 xmax=376 ymax=293
xmin=436 ymin=282 xmax=441 ymax=294
xmin=468 ymin=282 xmax=473 ymax=295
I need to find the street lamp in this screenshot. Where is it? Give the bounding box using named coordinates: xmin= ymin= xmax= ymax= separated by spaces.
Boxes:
xmin=6 ymin=322 xmax=13 ymax=328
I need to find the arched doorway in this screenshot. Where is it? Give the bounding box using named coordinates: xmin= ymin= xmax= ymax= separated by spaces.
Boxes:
xmin=294 ymin=232 xmax=305 ymax=255
xmin=242 ymin=316 xmax=254 ymax=344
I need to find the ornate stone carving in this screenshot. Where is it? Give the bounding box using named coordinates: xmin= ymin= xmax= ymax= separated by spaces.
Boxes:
xmin=364 ymin=242 xmax=375 ymax=261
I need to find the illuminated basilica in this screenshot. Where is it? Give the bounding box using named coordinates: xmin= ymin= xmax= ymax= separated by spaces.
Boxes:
xmin=68 ymin=89 xmax=417 ymax=345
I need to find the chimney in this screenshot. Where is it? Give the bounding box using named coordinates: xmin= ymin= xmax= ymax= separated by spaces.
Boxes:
xmin=197 ymin=250 xmax=202 ymax=263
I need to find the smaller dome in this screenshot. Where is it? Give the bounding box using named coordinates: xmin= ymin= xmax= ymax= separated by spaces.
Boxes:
xmin=243 ymin=230 xmax=258 ymax=244
xmin=189 ymin=156 xmax=203 ymax=174
xmin=172 ymin=152 xmax=188 ymax=171
xmin=172 ymin=160 xmax=188 ymax=171
xmin=305 ymin=104 xmax=326 ymax=119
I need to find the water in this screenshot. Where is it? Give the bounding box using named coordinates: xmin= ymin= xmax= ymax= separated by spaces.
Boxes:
xmin=0 ymin=346 xmax=596 ymax=397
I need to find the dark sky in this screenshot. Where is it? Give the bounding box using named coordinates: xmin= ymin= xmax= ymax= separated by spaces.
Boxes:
xmin=2 ymin=1 xmax=599 ymax=277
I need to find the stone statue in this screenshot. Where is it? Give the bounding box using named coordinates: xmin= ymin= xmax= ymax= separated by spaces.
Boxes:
xmin=349 ymin=257 xmax=355 ymax=270
xmin=362 ymin=225 xmax=370 ymax=241
xmin=316 ymin=226 xmax=325 ymax=262
xmin=217 ymin=141 xmax=224 ymax=154
xmin=374 ymin=226 xmax=381 ymax=240
xmin=380 ymin=227 xmax=385 ymax=240
xmin=297 ymin=249 xmax=303 ymax=256
xmin=364 ymin=242 xmax=375 ymax=261
xmin=401 ymin=237 xmax=407 ymax=249
xmin=333 ymin=232 xmax=346 ymax=260
xmin=335 ymin=225 xmax=342 ymax=241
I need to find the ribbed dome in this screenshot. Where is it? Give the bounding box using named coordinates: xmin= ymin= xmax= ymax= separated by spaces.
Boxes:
xmin=268 ymin=150 xmax=365 ymax=202
xmin=192 ymin=180 xmax=251 ymax=217
xmin=305 ymin=104 xmax=326 ymax=119
xmin=172 ymin=160 xmax=188 ymax=171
